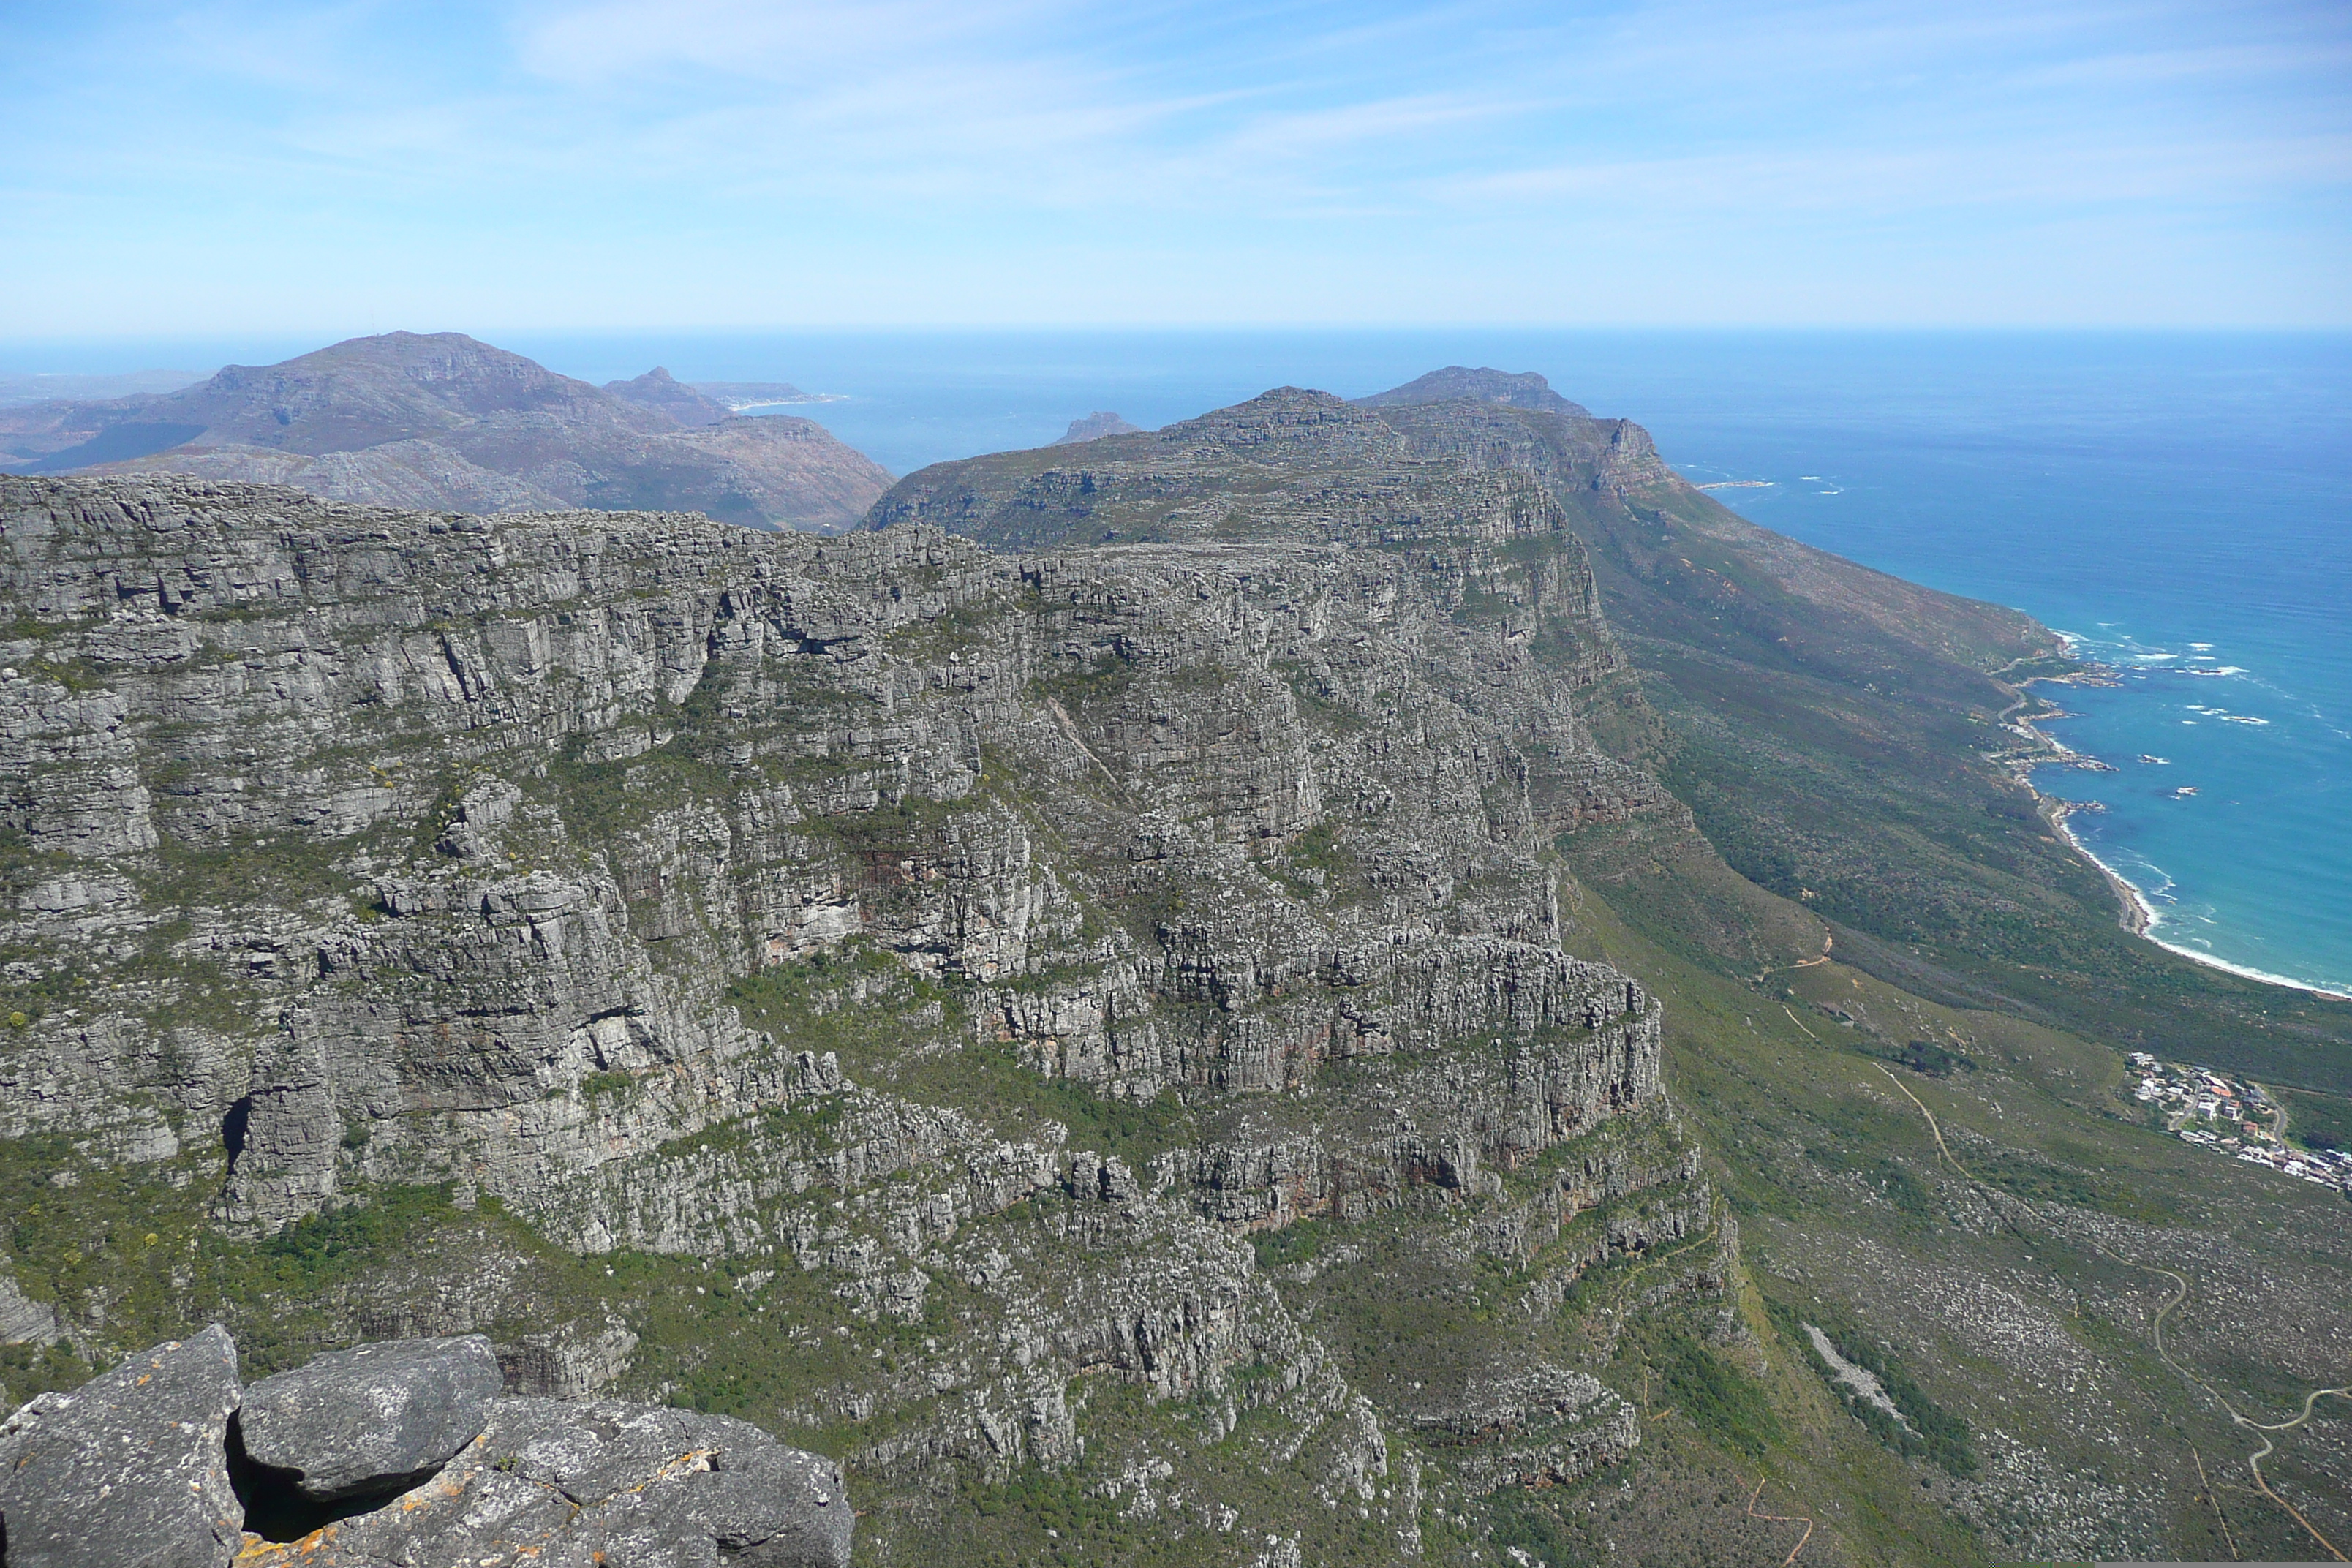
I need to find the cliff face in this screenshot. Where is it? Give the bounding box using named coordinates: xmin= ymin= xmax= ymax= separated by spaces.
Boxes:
xmin=7 ymin=377 xmax=2305 ymax=1566
xmin=1357 ymin=376 xmax=2054 ymax=680
xmin=0 ymin=453 xmax=1718 ymax=1558
xmin=867 ymin=388 xmax=1629 ymax=690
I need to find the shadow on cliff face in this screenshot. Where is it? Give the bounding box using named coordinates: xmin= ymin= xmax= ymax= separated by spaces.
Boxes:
xmin=225 ymin=1414 xmax=426 ymax=1543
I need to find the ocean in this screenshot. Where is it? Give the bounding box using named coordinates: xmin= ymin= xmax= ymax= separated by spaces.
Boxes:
xmin=12 ymin=328 xmax=2348 ymax=995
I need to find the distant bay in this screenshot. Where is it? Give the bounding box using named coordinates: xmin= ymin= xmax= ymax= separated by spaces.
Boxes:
xmin=12 ymin=328 xmax=2345 ymax=997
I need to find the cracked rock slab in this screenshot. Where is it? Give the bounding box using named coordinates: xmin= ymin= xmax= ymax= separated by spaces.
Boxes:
xmin=0 ymin=1323 xmax=245 ymax=1568
xmin=245 ymin=1398 xmax=853 ymax=1568
xmin=238 ymin=1333 xmax=505 ymax=1504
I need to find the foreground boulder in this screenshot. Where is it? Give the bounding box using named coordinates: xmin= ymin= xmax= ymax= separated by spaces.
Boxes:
xmin=0 ymin=1328 xmax=853 ymax=1568
xmin=255 ymin=1398 xmax=856 ymax=1567
xmin=0 ymin=1324 xmax=245 ymax=1568
xmin=238 ymin=1333 xmax=503 ymax=1504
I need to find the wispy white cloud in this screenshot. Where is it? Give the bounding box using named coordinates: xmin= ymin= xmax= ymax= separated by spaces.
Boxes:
xmin=1 ymin=0 xmax=2346 ymax=331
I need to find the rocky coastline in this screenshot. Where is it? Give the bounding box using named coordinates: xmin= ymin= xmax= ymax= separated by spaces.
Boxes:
xmin=1993 ymin=663 xmax=2156 ymax=938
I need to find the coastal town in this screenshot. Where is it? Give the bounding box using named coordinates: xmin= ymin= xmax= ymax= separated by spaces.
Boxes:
xmin=2126 ymin=1052 xmax=2352 ymax=1196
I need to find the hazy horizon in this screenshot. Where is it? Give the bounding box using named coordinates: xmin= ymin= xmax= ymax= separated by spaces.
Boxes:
xmin=5 ymin=323 xmax=2348 ymax=380
xmin=6 ymin=1 xmax=2347 ymax=337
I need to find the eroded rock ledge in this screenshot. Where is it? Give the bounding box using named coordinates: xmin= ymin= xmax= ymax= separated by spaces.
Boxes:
xmin=0 ymin=1327 xmax=852 ymax=1567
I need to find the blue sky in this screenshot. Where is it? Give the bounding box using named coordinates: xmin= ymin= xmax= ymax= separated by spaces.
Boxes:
xmin=3 ymin=0 xmax=2347 ymax=334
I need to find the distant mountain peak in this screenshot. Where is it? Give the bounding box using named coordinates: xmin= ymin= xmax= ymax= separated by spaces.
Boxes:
xmin=1052 ymin=412 xmax=1145 ymax=445
xmin=1355 ymin=367 xmax=1591 ymax=418
xmin=604 ymin=366 xmax=732 ymax=429
xmin=1 ymin=331 xmax=891 ymax=529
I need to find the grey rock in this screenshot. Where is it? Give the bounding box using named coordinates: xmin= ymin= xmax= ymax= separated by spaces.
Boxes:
xmin=252 ymin=1398 xmax=851 ymax=1568
xmin=1353 ymin=366 xmax=1593 ymax=416
xmin=489 ymin=1398 xmax=852 ymax=1567
xmin=1052 ymin=411 xmax=1145 ymax=444
xmin=0 ymin=429 xmax=1717 ymax=1553
xmin=239 ymin=1333 xmax=504 ymax=1503
xmin=0 ymin=1262 xmax=60 ymax=1346
xmin=0 ymin=1323 xmax=244 ymax=1568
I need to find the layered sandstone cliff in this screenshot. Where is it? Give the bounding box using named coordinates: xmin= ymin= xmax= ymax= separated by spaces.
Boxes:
xmin=0 ymin=391 xmax=1726 ymax=1559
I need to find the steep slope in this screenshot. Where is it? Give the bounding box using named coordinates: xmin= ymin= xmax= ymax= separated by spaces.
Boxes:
xmin=0 ymin=334 xmax=894 ymax=532
xmin=0 ymin=468 xmax=1725 ymax=1565
xmin=858 ymin=375 xmax=2352 ymax=1561
xmin=865 ymin=387 xmax=1643 ymax=721
xmin=5 ymin=371 xmax=2348 ymax=1564
xmin=1358 ymin=374 xmax=2352 ymax=1093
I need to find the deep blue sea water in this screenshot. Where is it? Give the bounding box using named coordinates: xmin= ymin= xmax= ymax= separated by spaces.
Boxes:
xmin=9 ymin=330 xmax=2346 ymax=996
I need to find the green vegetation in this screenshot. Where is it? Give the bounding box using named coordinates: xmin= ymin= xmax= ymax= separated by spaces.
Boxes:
xmin=2280 ymin=1086 xmax=2352 ymax=1152
xmin=579 ymin=1068 xmax=638 ymax=1099
xmin=1248 ymin=1218 xmax=1324 ymax=1271
xmin=257 ymin=1185 xmax=467 ymax=1284
xmin=1033 ymin=648 xmax=1141 ymax=713
xmin=726 ymin=945 xmax=1196 ymax=1167
xmin=0 ymin=1339 xmax=89 ymax=1406
xmin=1879 ymin=1037 xmax=1975 ymax=1077
xmin=1763 ymin=1297 xmax=1975 ymax=1474
xmin=1537 ymin=473 xmax=2352 ymax=1096
xmin=8 ymin=415 xmax=2347 ymax=1567
xmin=1637 ymin=1324 xmax=1779 ymax=1460
xmin=1485 ymin=1494 xmax=1595 ymax=1568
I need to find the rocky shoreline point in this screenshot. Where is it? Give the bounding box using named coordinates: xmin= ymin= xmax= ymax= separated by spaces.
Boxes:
xmin=0 ymin=1327 xmax=853 ymax=1567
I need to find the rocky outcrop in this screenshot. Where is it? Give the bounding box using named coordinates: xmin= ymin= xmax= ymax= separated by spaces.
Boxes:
xmin=80 ymin=437 xmax=573 ymax=514
xmin=0 ymin=1262 xmax=61 ymax=1346
xmin=238 ymin=1333 xmax=505 ymax=1504
xmin=1357 ymin=368 xmax=2058 ymax=679
xmin=0 ymin=1328 xmax=853 ymax=1568
xmin=1353 ymin=366 xmax=1592 ymax=418
xmin=1053 ymin=411 xmax=1145 ymax=443
xmin=0 ymin=392 xmax=1720 ymax=1559
xmin=240 ymin=1397 xmax=853 ymax=1567
xmin=0 ymin=468 xmax=1672 ymax=1240
xmin=1367 ymin=395 xmax=1673 ymax=500
xmin=0 ymin=1325 xmax=246 ymax=1568
xmin=1406 ymin=1362 xmax=1640 ymax=1493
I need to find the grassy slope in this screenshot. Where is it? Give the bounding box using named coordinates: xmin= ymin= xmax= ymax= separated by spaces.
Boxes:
xmin=1558 ymin=473 xmax=2352 ymax=1099
xmin=1497 ymin=443 xmax=2352 ymax=1560
xmin=1550 ymin=818 xmax=2352 ymax=1564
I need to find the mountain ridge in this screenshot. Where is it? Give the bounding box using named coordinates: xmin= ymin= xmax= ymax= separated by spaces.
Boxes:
xmin=1 ymin=367 xmax=2347 ymax=1565
xmin=0 ymin=333 xmax=892 ymax=532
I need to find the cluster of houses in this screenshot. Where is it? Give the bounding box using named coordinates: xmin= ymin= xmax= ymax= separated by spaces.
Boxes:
xmin=2126 ymin=1052 xmax=2351 ymax=1195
